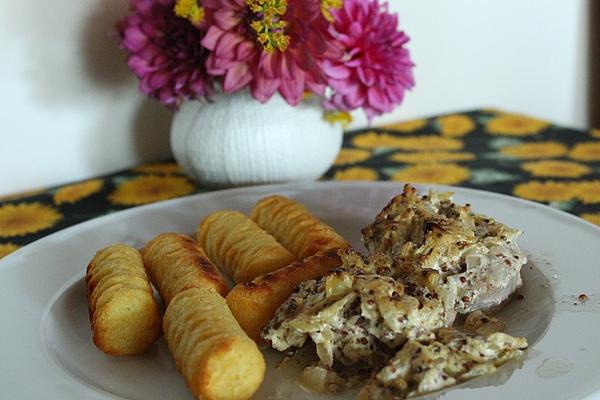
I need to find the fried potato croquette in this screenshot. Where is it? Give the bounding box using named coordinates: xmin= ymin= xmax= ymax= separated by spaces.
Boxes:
xmin=227 ymin=249 xmax=343 ymax=342
xmin=197 ymin=210 xmax=296 ymax=283
xmin=164 ymin=287 xmax=266 ymax=400
xmin=142 ymin=233 xmax=229 ymax=305
xmin=86 ymin=244 xmax=161 ymax=355
xmin=250 ymin=195 xmax=349 ymax=259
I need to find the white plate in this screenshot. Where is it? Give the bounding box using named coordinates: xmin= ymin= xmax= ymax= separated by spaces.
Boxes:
xmin=1 ymin=181 xmax=599 ymax=400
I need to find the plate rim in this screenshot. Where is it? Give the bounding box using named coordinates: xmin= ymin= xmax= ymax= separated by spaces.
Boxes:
xmin=1 ymin=180 xmax=598 ymax=268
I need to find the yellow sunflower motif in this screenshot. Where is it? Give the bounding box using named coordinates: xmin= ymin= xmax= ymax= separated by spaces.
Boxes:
xmin=513 ymin=181 xmax=576 ymax=202
xmin=569 ymin=142 xmax=600 ymax=161
xmin=109 ymin=175 xmax=196 ymax=206
xmin=572 ymin=181 xmax=600 ymax=204
xmin=352 ymin=132 xmax=463 ymax=151
xmin=0 ymin=243 xmax=21 ymax=259
xmin=334 ymin=148 xmax=372 ymax=166
xmin=436 ymin=115 xmax=476 ymax=137
xmin=383 ymin=119 xmax=427 ymax=132
xmin=0 ymin=203 xmax=62 ymax=238
xmin=390 ymin=163 xmax=470 ymax=185
xmin=352 ymin=131 xmax=389 ymax=148
xmin=500 ymin=142 xmax=568 ymax=159
xmin=333 ymin=167 xmax=379 ymax=181
xmin=351 ymin=131 xmax=401 ymax=148
xmin=133 ymin=162 xmax=183 ymax=174
xmin=53 ymin=179 xmax=104 ymax=205
xmin=520 ymin=160 xmax=591 ymax=178
xmin=486 ymin=114 xmax=550 ymax=136
xmin=590 ymin=129 xmax=600 ymax=139
xmin=390 ymin=151 xmax=475 ymax=164
xmin=581 ymin=212 xmax=600 ymax=227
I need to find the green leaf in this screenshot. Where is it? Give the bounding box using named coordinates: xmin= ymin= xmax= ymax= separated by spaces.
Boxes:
xmin=373 ymin=147 xmax=394 ymax=156
xmin=111 ymin=176 xmax=130 ymax=185
xmin=487 ymin=137 xmax=523 ymax=149
xmin=548 ymin=200 xmax=576 ymax=211
xmin=381 ymin=167 xmax=403 ymax=177
xmin=480 ymin=152 xmax=516 ymax=161
xmin=470 ymin=169 xmax=519 ymax=185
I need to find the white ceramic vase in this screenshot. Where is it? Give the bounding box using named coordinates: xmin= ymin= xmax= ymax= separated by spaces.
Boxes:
xmin=170 ymin=91 xmax=343 ymax=187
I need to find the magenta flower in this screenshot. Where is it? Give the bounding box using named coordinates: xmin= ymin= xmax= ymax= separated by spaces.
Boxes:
xmin=118 ymin=0 xmax=213 ymax=107
xmin=201 ymin=0 xmax=343 ymax=106
xmin=322 ymin=0 xmax=415 ymax=119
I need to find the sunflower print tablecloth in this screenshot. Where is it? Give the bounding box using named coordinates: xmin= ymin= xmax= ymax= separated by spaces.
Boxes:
xmin=1 ymin=109 xmax=599 ymax=260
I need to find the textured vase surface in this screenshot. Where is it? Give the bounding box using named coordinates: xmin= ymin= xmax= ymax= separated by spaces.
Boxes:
xmin=170 ymin=92 xmax=343 ymax=186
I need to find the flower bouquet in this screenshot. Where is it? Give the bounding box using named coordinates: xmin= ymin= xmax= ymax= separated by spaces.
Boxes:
xmin=118 ymin=0 xmax=414 ymax=185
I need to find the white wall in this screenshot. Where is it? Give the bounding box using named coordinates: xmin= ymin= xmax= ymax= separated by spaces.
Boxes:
xmin=0 ymin=0 xmax=590 ymax=196
xmin=373 ymin=0 xmax=590 ymax=128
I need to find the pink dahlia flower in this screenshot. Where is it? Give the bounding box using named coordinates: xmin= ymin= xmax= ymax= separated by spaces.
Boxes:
xmin=322 ymin=0 xmax=415 ymax=119
xmin=201 ymin=0 xmax=343 ymax=106
xmin=118 ymin=0 xmax=213 ymax=107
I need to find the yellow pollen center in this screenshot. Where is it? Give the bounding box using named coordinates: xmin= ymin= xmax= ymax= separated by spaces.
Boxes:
xmin=324 ymin=110 xmax=353 ymax=127
xmin=174 ymin=0 xmax=205 ymax=25
xmin=321 ymin=0 xmax=343 ymax=22
xmin=246 ymin=0 xmax=290 ymax=53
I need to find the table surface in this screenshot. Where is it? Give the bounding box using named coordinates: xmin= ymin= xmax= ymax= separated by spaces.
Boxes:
xmin=1 ymin=108 xmax=599 ymax=260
